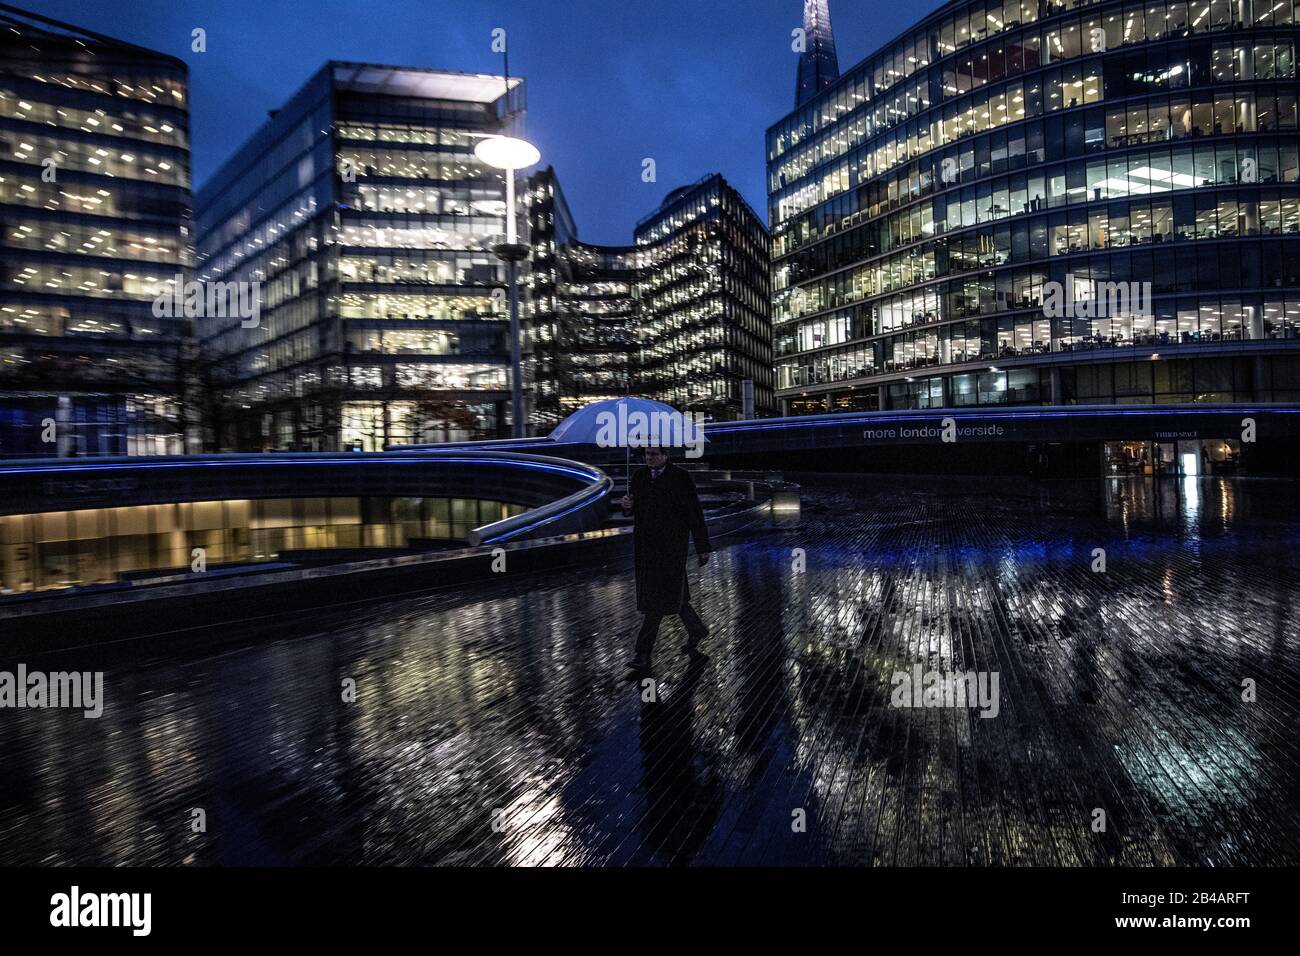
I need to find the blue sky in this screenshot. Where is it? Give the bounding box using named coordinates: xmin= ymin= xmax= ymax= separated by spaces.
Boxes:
xmin=25 ymin=0 xmax=945 ymax=243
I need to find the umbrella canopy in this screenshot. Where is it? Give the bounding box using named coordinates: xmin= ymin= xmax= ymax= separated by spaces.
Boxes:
xmin=548 ymin=397 xmax=709 ymax=448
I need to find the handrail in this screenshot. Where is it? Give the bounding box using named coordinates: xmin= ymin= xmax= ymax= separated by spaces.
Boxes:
xmin=267 ymin=447 xmax=615 ymax=547
xmin=467 ymin=461 xmax=613 ymax=546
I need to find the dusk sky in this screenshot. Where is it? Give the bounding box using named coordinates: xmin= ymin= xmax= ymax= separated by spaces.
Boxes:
xmin=24 ymin=0 xmax=945 ymax=244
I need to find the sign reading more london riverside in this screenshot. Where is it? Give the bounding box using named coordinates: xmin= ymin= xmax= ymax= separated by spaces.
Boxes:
xmin=862 ymin=420 xmax=1008 ymax=443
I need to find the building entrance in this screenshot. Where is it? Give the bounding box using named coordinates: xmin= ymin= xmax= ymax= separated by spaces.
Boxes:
xmin=1103 ymin=439 xmax=1241 ymax=477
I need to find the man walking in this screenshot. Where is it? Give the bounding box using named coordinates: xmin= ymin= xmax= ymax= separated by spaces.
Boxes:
xmin=620 ymin=445 xmax=713 ymax=672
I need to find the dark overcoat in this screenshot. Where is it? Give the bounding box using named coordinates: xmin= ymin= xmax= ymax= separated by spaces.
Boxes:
xmin=626 ymin=463 xmax=712 ymax=615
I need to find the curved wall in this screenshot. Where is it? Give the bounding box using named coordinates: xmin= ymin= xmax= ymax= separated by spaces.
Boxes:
xmin=0 ymin=450 xmax=611 ymax=543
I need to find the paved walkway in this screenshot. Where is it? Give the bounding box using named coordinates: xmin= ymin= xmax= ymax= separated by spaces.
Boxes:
xmin=2 ymin=475 xmax=1298 ymax=865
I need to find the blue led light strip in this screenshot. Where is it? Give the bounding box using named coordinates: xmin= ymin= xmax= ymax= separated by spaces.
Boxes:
xmin=706 ymin=406 xmax=1300 ymax=433
xmin=0 ymin=455 xmax=599 ymax=483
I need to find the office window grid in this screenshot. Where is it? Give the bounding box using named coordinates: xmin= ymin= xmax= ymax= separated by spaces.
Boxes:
xmin=771 ymin=0 xmax=1300 ymax=412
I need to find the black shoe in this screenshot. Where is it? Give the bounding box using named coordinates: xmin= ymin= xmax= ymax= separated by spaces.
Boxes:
xmin=625 ymin=656 xmax=651 ymax=672
xmin=681 ymin=639 xmax=707 ymax=656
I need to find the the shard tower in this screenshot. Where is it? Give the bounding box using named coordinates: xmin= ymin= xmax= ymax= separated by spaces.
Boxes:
xmin=794 ymin=0 xmax=840 ymax=107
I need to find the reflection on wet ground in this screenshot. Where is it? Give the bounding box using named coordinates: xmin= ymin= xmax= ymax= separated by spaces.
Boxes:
xmin=1 ymin=475 xmax=1297 ymax=866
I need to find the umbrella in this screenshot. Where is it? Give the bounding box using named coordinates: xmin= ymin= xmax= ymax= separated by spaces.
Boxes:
xmin=548 ymin=397 xmax=709 ymax=478
xmin=548 ymin=397 xmax=709 ymax=448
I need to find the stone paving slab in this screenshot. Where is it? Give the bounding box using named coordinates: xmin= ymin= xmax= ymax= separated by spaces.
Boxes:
xmin=1 ymin=475 xmax=1296 ymax=866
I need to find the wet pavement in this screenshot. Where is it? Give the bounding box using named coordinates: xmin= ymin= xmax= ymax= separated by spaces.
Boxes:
xmin=2 ymin=475 xmax=1298 ymax=866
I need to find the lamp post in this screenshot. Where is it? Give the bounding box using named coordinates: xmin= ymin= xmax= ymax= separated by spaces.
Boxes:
xmin=474 ymin=135 xmax=540 ymax=439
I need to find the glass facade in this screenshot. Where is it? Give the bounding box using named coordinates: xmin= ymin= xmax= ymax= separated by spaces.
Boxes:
xmin=196 ymin=63 xmax=525 ymax=450
xmin=634 ymin=175 xmax=775 ymax=420
xmin=526 ymin=168 xmax=635 ymax=432
xmin=770 ymin=0 xmax=1300 ymax=413
xmin=0 ymin=495 xmax=527 ymax=593
xmin=527 ymin=169 xmax=774 ymax=427
xmin=796 ymin=0 xmax=843 ymax=107
xmin=0 ymin=8 xmax=193 ymax=456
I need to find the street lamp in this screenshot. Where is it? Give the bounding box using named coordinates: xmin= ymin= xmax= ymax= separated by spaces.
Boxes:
xmin=475 ymin=134 xmax=540 ymax=439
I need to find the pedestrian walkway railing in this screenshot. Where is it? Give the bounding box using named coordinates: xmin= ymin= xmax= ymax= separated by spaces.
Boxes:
xmin=467 ymin=456 xmax=613 ymax=546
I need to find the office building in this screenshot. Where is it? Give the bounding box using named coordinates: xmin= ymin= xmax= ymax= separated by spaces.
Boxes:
xmin=196 ymin=62 xmax=525 ymax=450
xmin=0 ymin=4 xmax=192 ymax=456
xmin=526 ymin=167 xmax=635 ymax=431
xmin=529 ymin=170 xmax=773 ymax=425
xmin=634 ymin=175 xmax=774 ymax=420
xmin=770 ymin=0 xmax=1300 ymax=470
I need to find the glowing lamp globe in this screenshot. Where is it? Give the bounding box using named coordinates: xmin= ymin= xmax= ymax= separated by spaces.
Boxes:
xmin=474 ymin=135 xmax=540 ymax=170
